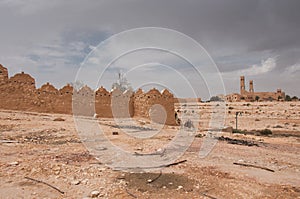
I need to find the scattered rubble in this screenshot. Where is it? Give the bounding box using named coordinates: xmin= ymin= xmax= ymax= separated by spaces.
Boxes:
xmin=53 ymin=117 xmax=65 ymax=121
xmin=217 ymin=136 xmax=259 ymax=147
xmin=90 ymin=190 xmax=100 ymax=198
xmin=0 ymin=101 xmax=299 ymax=198
xmin=70 ymin=180 xmax=81 ymax=185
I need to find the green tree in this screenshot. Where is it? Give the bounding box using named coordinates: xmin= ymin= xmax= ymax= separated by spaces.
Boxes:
xmin=255 ymin=96 xmax=260 ymax=101
xmin=292 ymin=96 xmax=299 ymax=101
xmin=285 ymin=95 xmax=291 ymax=101
xmin=209 ymin=96 xmax=222 ymax=102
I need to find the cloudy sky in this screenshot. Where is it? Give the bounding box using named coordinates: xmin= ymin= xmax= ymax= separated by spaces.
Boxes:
xmin=0 ymin=0 xmax=299 ymax=99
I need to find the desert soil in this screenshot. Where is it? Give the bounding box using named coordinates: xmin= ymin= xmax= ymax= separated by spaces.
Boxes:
xmin=0 ymin=101 xmax=299 ymax=198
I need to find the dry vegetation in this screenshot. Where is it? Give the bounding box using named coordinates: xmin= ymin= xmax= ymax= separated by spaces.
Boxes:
xmin=0 ymin=101 xmax=300 ymax=198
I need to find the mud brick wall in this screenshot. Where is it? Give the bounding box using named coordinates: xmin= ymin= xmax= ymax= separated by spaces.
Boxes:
xmin=0 ymin=72 xmax=38 ymax=111
xmin=73 ymin=85 xmax=95 ymax=117
xmin=0 ymin=64 xmax=8 ymax=84
xmin=95 ymin=86 xmax=113 ymax=118
xmin=0 ymin=65 xmax=177 ymax=125
xmin=111 ymin=88 xmax=134 ymax=118
xmin=133 ymin=88 xmax=177 ymax=125
xmin=57 ymin=84 xmax=73 ymax=114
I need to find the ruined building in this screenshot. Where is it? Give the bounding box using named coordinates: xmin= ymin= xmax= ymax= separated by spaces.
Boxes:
xmin=226 ymin=76 xmax=285 ymax=102
xmin=0 ymin=65 xmax=177 ymax=125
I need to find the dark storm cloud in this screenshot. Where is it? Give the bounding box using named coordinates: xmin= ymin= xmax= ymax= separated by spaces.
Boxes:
xmin=0 ymin=0 xmax=299 ymax=97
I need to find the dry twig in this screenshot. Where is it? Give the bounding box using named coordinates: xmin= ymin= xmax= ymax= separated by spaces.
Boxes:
xmin=125 ymin=188 xmax=137 ymax=198
xmin=201 ymin=192 xmax=218 ymax=199
xmin=233 ymin=162 xmax=275 ymax=172
xmin=147 ymin=171 xmax=162 ymax=184
xmin=165 ymin=160 xmax=187 ymax=167
xmin=113 ymin=160 xmax=187 ymax=170
xmin=24 ymin=176 xmax=65 ymax=194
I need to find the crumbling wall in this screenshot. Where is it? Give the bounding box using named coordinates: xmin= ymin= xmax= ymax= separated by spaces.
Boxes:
xmin=111 ymin=88 xmax=134 ymax=118
xmin=133 ymin=88 xmax=177 ymax=125
xmin=95 ymin=86 xmax=113 ymax=118
xmin=36 ymin=82 xmax=59 ymax=113
xmin=0 ymin=65 xmax=178 ymax=125
xmin=0 ymin=64 xmax=8 ymax=84
xmin=0 ymin=72 xmax=38 ymax=111
xmin=57 ymin=84 xmax=73 ymax=114
xmin=73 ymin=85 xmax=95 ymax=117
xmin=175 ymin=98 xmax=202 ymax=103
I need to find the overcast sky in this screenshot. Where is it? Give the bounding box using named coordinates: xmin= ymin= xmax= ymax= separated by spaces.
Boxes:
xmin=0 ymin=0 xmax=299 ymax=99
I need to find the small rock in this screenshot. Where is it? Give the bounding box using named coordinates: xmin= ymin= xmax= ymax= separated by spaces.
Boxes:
xmin=81 ymin=179 xmax=89 ymax=185
xmin=52 ymin=166 xmax=61 ymax=171
xmin=71 ymin=180 xmax=81 ymax=185
xmin=138 ymin=120 xmax=146 ymax=125
xmin=98 ymin=168 xmax=105 ymax=172
xmin=53 ymin=117 xmax=65 ymax=121
xmin=90 ymin=190 xmax=100 ymax=198
xmin=147 ymin=179 xmax=152 ymax=183
xmin=30 ymin=168 xmax=37 ymax=174
xmin=9 ymin=161 xmax=19 ymax=166
xmin=177 ymin=185 xmax=183 ymax=190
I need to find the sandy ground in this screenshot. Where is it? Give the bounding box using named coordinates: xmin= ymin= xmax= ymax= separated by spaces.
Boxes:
xmin=0 ymin=101 xmax=300 ymax=198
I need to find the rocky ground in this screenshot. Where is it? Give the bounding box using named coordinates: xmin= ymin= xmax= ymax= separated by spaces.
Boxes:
xmin=0 ymin=101 xmax=300 ymax=198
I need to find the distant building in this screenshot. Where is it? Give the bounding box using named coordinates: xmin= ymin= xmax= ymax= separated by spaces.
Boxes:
xmin=226 ymin=76 xmax=285 ymax=102
xmin=111 ymin=72 xmax=133 ymax=92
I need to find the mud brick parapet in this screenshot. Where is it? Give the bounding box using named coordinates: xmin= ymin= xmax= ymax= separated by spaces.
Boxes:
xmin=133 ymin=88 xmax=176 ymax=125
xmin=0 ymin=65 xmax=177 ymax=125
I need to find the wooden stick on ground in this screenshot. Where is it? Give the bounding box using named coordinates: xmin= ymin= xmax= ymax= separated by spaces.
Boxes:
xmin=24 ymin=176 xmax=65 ymax=194
xmin=125 ymin=188 xmax=137 ymax=198
xmin=0 ymin=140 xmax=18 ymax=143
xmin=165 ymin=160 xmax=187 ymax=167
xmin=233 ymin=162 xmax=275 ymax=172
xmin=201 ymin=192 xmax=218 ymax=199
xmin=113 ymin=159 xmax=187 ymax=170
xmin=148 ymin=171 xmax=162 ymax=184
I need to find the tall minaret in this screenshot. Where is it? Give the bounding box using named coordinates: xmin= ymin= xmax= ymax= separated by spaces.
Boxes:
xmin=240 ymin=76 xmax=245 ymax=94
xmin=249 ymin=80 xmax=254 ymax=93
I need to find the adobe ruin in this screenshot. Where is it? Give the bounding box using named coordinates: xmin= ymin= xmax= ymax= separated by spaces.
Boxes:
xmin=226 ymin=76 xmax=285 ymax=102
xmin=0 ymin=65 xmax=177 ymax=125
